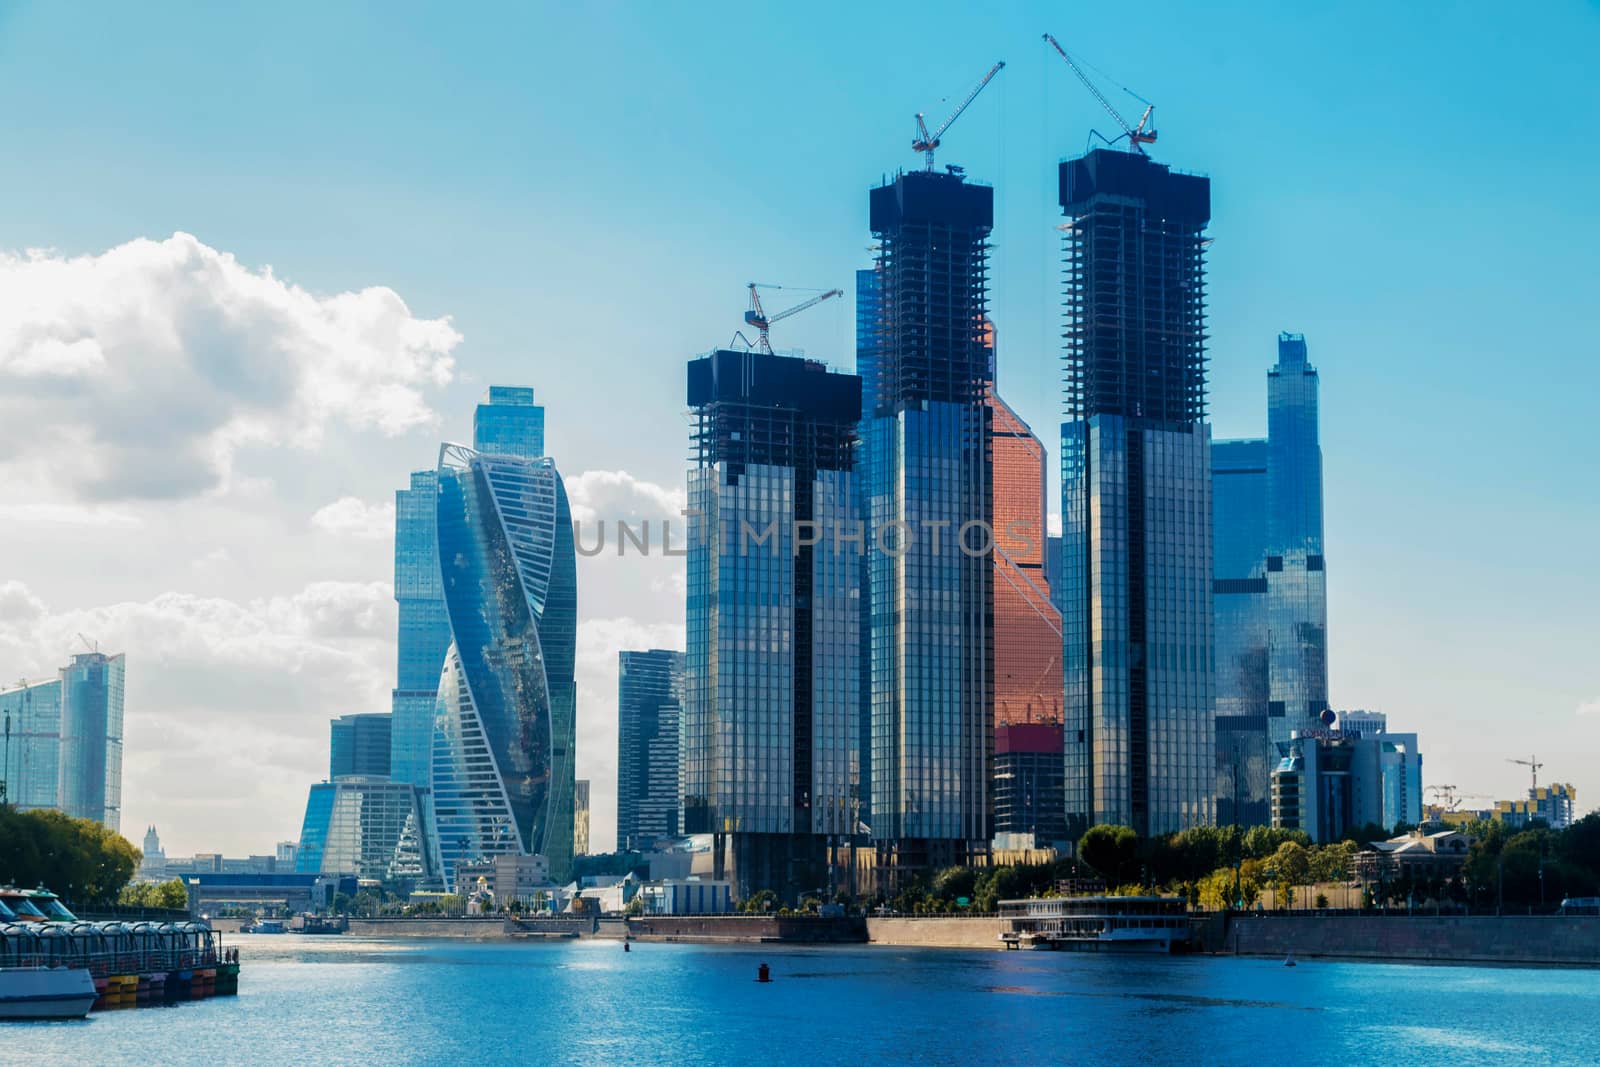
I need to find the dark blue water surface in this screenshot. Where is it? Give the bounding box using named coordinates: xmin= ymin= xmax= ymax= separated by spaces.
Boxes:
xmin=4 ymin=937 xmax=1592 ymax=1065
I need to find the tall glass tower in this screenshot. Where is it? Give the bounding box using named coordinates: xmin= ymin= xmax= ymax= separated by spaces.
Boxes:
xmin=616 ymin=648 xmax=684 ymax=852
xmin=684 ymin=349 xmax=861 ymax=901
xmin=0 ymin=677 xmax=61 ymax=812
xmin=429 ymin=443 xmax=576 ymax=886
xmin=853 ymin=267 xmax=882 ymax=832
xmin=391 ymin=387 xmax=545 ymax=789
xmin=1212 ymin=437 xmax=1271 ymax=827
xmin=866 ymin=169 xmax=994 ymax=878
xmin=1059 ymin=149 xmax=1214 ymax=839
xmin=57 ymin=651 xmax=125 ymax=831
xmin=1265 ymin=334 xmax=1328 ymax=745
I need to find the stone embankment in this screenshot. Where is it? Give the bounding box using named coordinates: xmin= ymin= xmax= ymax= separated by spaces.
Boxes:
xmin=865 ymin=917 xmax=1005 ymax=949
xmin=1225 ymin=914 xmax=1600 ymax=966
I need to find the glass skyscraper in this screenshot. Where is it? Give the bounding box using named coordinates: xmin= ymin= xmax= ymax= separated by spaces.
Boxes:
xmin=0 ymin=677 xmax=61 ymax=812
xmin=57 ymin=651 xmax=125 ymax=831
xmin=990 ymin=390 xmax=1062 ymax=729
xmin=1059 ymin=149 xmax=1215 ymax=839
xmin=853 ymin=266 xmax=882 ymax=832
xmin=1212 ymin=333 xmax=1329 ymax=826
xmin=330 ymin=713 xmax=393 ymax=779
xmin=573 ymin=779 xmax=590 ymax=857
xmin=391 ymin=389 xmax=545 ymax=789
xmin=616 ymin=648 xmax=684 ymax=852
xmin=429 ymin=443 xmax=576 ymax=887
xmin=295 ymin=776 xmax=436 ymax=884
xmin=684 ymin=349 xmax=861 ymax=900
xmin=866 ymin=169 xmax=994 ymax=876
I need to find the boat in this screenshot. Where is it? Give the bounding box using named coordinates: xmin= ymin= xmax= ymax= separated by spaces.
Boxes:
xmin=240 ymin=919 xmax=287 ymax=934
xmin=998 ymin=895 xmax=1192 ymax=953
xmin=0 ymin=966 xmax=99 ymax=1020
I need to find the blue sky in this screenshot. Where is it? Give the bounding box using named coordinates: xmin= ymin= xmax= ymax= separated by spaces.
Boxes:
xmin=1 ymin=1 xmax=1596 ymax=851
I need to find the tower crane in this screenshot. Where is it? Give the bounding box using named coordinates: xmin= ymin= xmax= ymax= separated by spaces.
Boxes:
xmin=911 ymin=61 xmax=1005 ymax=171
xmin=1042 ymin=33 xmax=1157 ymax=156
xmin=742 ymin=284 xmax=843 ymax=355
xmin=1507 ymin=755 xmax=1545 ymax=793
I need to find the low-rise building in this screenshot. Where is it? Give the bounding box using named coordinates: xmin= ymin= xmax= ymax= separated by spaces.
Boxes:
xmin=637 ymin=879 xmax=733 ymax=916
xmin=1352 ymin=829 xmax=1472 ymax=886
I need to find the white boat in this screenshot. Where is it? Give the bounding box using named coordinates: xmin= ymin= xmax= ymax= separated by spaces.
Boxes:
xmin=998 ymin=895 xmax=1191 ymax=953
xmin=0 ymin=966 xmax=99 ymax=1020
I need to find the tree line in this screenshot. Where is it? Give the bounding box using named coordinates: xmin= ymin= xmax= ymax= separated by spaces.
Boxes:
xmin=0 ymin=806 xmax=141 ymax=906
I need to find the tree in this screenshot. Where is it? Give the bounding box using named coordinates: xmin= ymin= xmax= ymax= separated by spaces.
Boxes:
xmin=1079 ymin=825 xmax=1140 ymax=887
xmin=117 ymin=878 xmax=189 ymax=911
xmin=742 ymin=889 xmax=777 ymax=914
xmin=0 ymin=807 xmax=140 ymax=906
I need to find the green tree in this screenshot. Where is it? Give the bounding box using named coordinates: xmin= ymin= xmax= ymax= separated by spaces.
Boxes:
xmin=1079 ymin=825 xmax=1141 ymax=886
xmin=742 ymin=889 xmax=777 ymax=914
xmin=0 ymin=807 xmax=140 ymax=906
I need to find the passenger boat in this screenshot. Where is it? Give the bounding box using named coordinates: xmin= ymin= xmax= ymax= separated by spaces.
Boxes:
xmin=998 ymin=895 xmax=1191 ymax=953
xmin=240 ymin=919 xmax=287 ymax=934
xmin=0 ymin=966 xmax=99 ymax=1020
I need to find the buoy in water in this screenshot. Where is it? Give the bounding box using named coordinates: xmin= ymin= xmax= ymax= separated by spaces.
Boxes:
xmin=624 ymin=941 xmax=631 ymax=953
xmin=757 ymin=963 xmax=771 ymax=983
xmin=1284 ymin=953 xmax=1296 ymax=967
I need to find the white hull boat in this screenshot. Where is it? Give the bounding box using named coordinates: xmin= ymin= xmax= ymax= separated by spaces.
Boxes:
xmin=0 ymin=967 xmax=99 ymax=1020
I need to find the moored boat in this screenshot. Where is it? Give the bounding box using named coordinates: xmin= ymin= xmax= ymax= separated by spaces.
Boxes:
xmin=0 ymin=966 xmax=98 ymax=1020
xmin=998 ymin=895 xmax=1192 ymax=953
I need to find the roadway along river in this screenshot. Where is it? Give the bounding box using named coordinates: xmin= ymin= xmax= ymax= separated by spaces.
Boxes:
xmin=3 ymin=936 xmax=1590 ymax=1065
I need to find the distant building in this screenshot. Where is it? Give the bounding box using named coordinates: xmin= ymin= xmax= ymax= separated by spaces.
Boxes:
xmin=1493 ymin=784 xmax=1578 ymax=831
xmin=454 ymin=853 xmax=553 ymax=908
xmin=993 ymin=723 xmax=1067 ymax=849
xmin=472 ymin=386 xmax=545 ymax=462
xmin=1270 ymin=714 xmax=1422 ymax=842
xmin=636 ymin=879 xmax=733 ymax=916
xmin=276 ymin=841 xmax=299 ymax=867
xmin=431 ymin=443 xmax=577 ymax=887
xmin=57 ymin=651 xmax=126 ymax=831
xmin=0 ymin=676 xmax=62 ymax=812
xmin=1212 ymin=333 xmax=1330 ymax=829
xmin=139 ymin=826 xmax=167 ymax=881
xmin=295 ymin=776 xmax=436 ymax=884
xmin=329 ymin=713 xmax=392 ymax=779
xmin=1352 ymin=829 xmax=1471 ymax=887
xmin=573 ymin=779 xmax=590 ymax=857
xmin=617 ymin=649 xmax=683 ymax=852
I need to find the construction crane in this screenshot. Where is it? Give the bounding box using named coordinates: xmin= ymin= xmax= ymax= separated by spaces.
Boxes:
xmin=911 ymin=60 xmax=1005 ymax=171
xmin=742 ymin=284 xmax=843 ymax=355
xmin=1042 ymin=33 xmax=1157 ymax=156
xmin=1426 ymin=784 xmax=1461 ymax=812
xmin=1508 ymin=755 xmax=1545 ymax=793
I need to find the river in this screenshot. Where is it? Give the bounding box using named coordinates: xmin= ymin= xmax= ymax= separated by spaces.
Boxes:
xmin=3 ymin=937 xmax=1591 ymax=1065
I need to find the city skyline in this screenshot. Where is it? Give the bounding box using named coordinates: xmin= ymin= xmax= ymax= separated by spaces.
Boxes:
xmin=0 ymin=4 xmax=1596 ymax=855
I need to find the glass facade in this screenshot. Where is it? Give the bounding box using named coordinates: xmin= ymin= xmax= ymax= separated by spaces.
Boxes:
xmin=294 ymin=776 xmax=436 ymax=883
xmin=1059 ymin=150 xmax=1214 ymax=838
xmin=330 ymin=713 xmax=392 ymax=779
xmin=684 ymin=349 xmax=861 ymax=898
xmin=993 ymin=723 xmax=1068 ymax=846
xmin=0 ymin=677 xmax=61 ymax=812
xmin=1265 ymin=333 xmax=1328 ymax=748
xmin=617 ymin=649 xmax=684 ymax=852
xmin=866 ymin=169 xmax=994 ymax=870
xmin=472 ymin=386 xmax=545 ymax=460
xmin=57 ymin=652 xmax=125 ymax=831
xmin=429 ymin=444 xmax=576 ymax=888
xmin=391 ymin=468 xmax=453 ymax=790
xmin=854 ymin=266 xmax=882 ymax=831
xmin=990 ymin=391 xmax=1062 ymax=729
xmin=1211 ymin=438 xmax=1271 ymax=827
xmin=573 ymin=779 xmax=590 ymax=856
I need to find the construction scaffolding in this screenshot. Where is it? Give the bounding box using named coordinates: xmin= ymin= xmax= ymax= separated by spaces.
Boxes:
xmin=1059 ymin=149 xmax=1210 ymax=427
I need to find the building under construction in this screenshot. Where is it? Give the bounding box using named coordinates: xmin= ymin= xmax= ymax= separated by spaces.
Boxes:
xmin=683 ymin=348 xmax=862 ymax=902
xmin=865 ymin=167 xmax=995 ymax=880
xmin=1058 ymin=147 xmax=1216 ymax=839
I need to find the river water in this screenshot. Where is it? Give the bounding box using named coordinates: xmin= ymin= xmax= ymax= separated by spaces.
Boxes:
xmin=3 ymin=937 xmax=1592 ymax=1065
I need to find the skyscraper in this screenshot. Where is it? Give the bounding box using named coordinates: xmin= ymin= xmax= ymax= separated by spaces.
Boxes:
xmin=391 ymin=468 xmax=453 ymax=790
xmin=683 ymin=349 xmax=861 ymax=900
xmin=1059 ymin=149 xmax=1214 ymax=839
xmin=295 ymin=776 xmax=436 ymax=883
xmin=429 ymin=443 xmax=577 ymax=887
xmin=1212 ymin=437 xmax=1271 ymax=827
xmin=391 ymin=386 xmax=545 ymax=790
xmin=0 ymin=677 xmax=61 ymax=812
xmin=1265 ymin=334 xmax=1328 ymax=744
xmin=990 ymin=390 xmax=1062 ymax=729
xmin=1212 ymin=333 xmax=1329 ymax=826
xmin=57 ymin=651 xmax=125 ymax=830
xmin=330 ymin=713 xmax=393 ymax=779
xmin=866 ymin=168 xmax=994 ymax=876
xmin=616 ymin=648 xmax=684 ymax=852
xmin=573 ymin=779 xmax=590 ymax=857
xmin=853 ymin=266 xmax=882 ymax=832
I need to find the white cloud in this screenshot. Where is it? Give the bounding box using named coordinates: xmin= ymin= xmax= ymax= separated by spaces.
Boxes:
xmin=1579 ymin=698 xmax=1600 ymax=718
xmin=565 ymin=469 xmax=685 ymax=526
xmin=8 ymin=502 xmax=140 ymax=527
xmin=0 ymin=579 xmax=395 ymax=855
xmin=574 ymin=615 xmax=685 ymax=855
xmin=0 ymin=233 xmax=460 ymax=502
xmin=311 ymin=496 xmax=396 ymax=541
